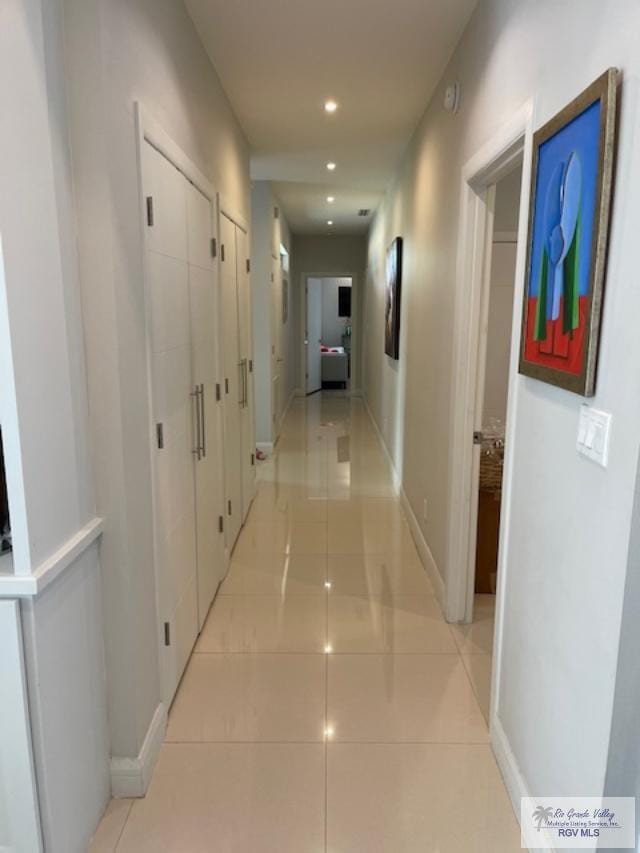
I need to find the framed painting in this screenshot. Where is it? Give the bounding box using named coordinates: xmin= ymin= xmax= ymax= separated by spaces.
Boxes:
xmin=519 ymin=68 xmax=619 ymax=396
xmin=385 ymin=236 xmax=403 ymax=359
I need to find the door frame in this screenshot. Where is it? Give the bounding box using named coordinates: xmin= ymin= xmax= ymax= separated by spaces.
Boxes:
xmin=444 ymin=100 xmax=534 ymax=724
xmin=299 ymin=271 xmax=359 ymax=397
xmin=134 ymin=103 xmax=225 ymax=703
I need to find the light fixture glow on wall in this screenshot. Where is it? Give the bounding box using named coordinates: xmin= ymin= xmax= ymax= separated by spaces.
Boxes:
xmin=326 ymin=162 xmax=336 ymax=171
xmin=327 ymin=196 xmax=335 ymax=203
xmin=327 ymin=220 xmax=333 ymax=226
xmin=324 ymin=99 xmax=338 ymax=113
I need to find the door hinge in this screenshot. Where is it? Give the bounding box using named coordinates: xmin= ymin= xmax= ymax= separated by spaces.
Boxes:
xmin=251 ymin=452 xmax=255 ymax=466
xmin=164 ymin=622 xmax=170 ymax=646
xmin=215 ymin=382 xmax=221 ymax=401
xmin=246 ymin=258 xmax=251 ymax=273
xmin=221 ymin=243 xmax=225 ymax=262
xmin=146 ymin=196 xmax=154 ymax=227
xmin=156 ymin=423 xmax=164 ymax=449
xmin=227 ymin=499 xmax=232 ymax=516
xmin=225 ymin=377 xmax=229 ymax=394
xmin=473 ymin=431 xmax=484 ymax=445
xmin=271 ymin=272 xmax=274 ymax=282
xmin=249 ymin=359 xmax=253 ymax=373
xmin=274 ymin=206 xmax=279 ymax=219
xmin=211 ymin=237 xmax=217 ymax=258
xmin=218 ymin=515 xmax=224 ymax=533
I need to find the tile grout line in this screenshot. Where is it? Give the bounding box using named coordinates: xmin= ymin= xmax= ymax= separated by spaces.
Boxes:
xmin=112 ymin=799 xmax=134 ymax=853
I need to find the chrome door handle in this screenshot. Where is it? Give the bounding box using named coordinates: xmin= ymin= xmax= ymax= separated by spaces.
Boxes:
xmin=199 ymin=384 xmax=206 ymax=458
xmin=238 ymin=360 xmax=246 ymax=407
xmin=191 ymin=386 xmax=201 ymax=460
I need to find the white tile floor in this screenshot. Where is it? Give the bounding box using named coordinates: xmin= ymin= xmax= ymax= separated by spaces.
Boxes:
xmin=90 ymin=395 xmax=517 ymax=852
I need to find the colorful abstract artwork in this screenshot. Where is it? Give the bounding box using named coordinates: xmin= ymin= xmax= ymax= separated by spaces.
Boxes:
xmin=519 ymin=69 xmax=618 ymax=396
xmin=385 ymin=237 xmax=403 ymax=359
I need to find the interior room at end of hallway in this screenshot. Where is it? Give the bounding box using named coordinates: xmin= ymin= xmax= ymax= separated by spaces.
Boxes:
xmin=306 ymin=276 xmax=353 ymax=395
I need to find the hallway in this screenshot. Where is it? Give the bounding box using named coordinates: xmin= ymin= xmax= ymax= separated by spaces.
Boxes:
xmin=91 ymin=395 xmax=519 ymax=852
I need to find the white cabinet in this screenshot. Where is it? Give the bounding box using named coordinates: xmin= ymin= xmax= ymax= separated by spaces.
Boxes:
xmin=220 ymin=213 xmax=255 ymax=543
xmin=142 ymin=141 xmax=226 ymax=705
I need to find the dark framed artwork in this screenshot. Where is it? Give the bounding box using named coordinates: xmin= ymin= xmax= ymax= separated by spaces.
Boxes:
xmin=519 ymin=68 xmax=619 ymax=396
xmin=385 ymin=237 xmax=403 ymax=359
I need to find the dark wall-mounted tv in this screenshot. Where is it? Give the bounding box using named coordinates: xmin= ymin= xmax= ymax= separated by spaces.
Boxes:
xmin=338 ymin=286 xmax=352 ymax=318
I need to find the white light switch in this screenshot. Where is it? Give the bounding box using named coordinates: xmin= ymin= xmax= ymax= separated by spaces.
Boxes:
xmin=577 ymin=405 xmax=611 ymax=467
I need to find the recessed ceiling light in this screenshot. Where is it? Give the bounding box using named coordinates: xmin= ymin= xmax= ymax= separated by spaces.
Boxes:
xmin=324 ymin=100 xmax=338 ymax=113
xmin=326 ymin=162 xmax=336 ymax=171
xmin=327 ymin=220 xmax=333 ymax=226
xmin=327 ymin=196 xmax=335 ymax=203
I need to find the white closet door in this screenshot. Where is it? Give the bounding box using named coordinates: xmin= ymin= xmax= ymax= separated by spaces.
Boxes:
xmin=143 ymin=141 xmax=198 ymax=706
xmin=236 ymin=226 xmax=255 ymax=520
xmin=186 ymin=182 xmax=226 ymax=630
xmin=220 ymin=214 xmax=243 ymax=548
xmin=271 ymin=257 xmax=281 ymax=439
xmin=306 ymin=278 xmax=323 ymax=394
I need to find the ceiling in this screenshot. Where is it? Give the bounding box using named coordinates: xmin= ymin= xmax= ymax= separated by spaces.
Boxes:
xmin=185 ymin=0 xmax=477 ymax=234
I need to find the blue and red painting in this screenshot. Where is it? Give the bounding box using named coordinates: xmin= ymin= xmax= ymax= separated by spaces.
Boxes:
xmin=523 ymin=100 xmax=601 ymax=377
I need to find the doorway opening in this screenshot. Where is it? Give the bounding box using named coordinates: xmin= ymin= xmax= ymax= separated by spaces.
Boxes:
xmin=304 ymin=275 xmax=354 ymax=396
xmin=445 ymin=102 xmax=533 ymax=737
xmin=462 ymin=163 xmax=523 ymax=722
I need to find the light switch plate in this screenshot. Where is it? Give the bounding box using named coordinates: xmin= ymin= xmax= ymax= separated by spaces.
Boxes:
xmin=577 ymin=405 xmax=611 ymax=467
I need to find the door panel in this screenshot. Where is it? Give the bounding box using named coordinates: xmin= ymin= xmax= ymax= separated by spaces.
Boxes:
xmin=307 ymin=278 xmax=322 ymax=393
xmin=144 ymin=141 xmax=198 ymax=706
xmin=186 ymin=183 xmax=226 ymax=629
xmin=236 ymin=226 xmax=255 ymax=520
xmin=220 ymin=214 xmax=243 ymax=548
xmin=145 ymin=143 xmax=188 ymax=262
xmin=271 ymin=257 xmax=281 ymax=438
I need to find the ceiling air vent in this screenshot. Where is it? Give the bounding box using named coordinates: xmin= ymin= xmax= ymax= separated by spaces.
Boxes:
xmin=358 ymin=209 xmax=371 ymax=217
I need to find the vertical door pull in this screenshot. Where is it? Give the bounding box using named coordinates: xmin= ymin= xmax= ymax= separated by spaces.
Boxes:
xmin=239 ymin=359 xmax=247 ymax=407
xmin=199 ymin=384 xmax=206 ymax=458
xmin=191 ymin=386 xmax=201 ymax=459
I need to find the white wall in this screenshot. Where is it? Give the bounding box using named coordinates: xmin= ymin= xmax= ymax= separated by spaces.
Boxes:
xmin=292 ymin=235 xmax=367 ymax=392
xmin=251 ymin=182 xmax=294 ymax=445
xmin=0 ymin=1 xmax=110 ymax=850
xmin=321 ymin=277 xmax=352 ymax=348
xmin=363 ymin=0 xmax=640 ymax=809
xmin=63 ymin=0 xmax=250 ymax=809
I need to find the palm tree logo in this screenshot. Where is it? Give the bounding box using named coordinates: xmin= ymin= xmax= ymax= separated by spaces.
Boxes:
xmin=532 ymin=805 xmax=554 ymax=832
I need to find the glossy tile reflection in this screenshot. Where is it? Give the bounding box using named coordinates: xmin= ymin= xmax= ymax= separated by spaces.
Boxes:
xmin=90 ymin=395 xmax=517 ymax=851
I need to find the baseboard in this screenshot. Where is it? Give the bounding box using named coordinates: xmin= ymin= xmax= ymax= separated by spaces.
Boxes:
xmin=491 ymin=715 xmax=550 ymax=853
xmin=399 ymin=488 xmax=445 ymax=609
xmin=256 ymin=442 xmax=274 ymax=455
xmin=362 ymin=396 xmax=401 ymax=494
xmin=362 ymin=395 xmax=446 ymax=609
xmin=110 ymin=702 xmax=166 ymax=798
